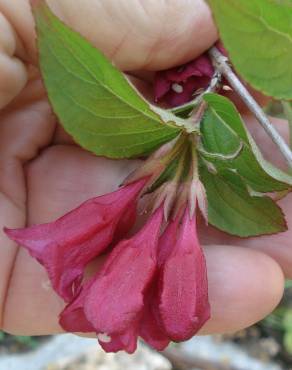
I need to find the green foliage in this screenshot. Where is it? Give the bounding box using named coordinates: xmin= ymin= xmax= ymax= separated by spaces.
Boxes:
xmin=201 ymin=94 xmax=292 ymax=193
xmin=207 ymin=0 xmax=292 ymax=100
xmin=199 ymin=166 xmax=287 ymax=237
xmin=199 ymin=94 xmax=291 ymax=236
xmin=34 ymin=2 xmax=181 ymax=159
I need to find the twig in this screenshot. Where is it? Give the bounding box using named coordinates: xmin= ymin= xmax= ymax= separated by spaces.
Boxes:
xmin=208 ymin=46 xmax=292 ymax=168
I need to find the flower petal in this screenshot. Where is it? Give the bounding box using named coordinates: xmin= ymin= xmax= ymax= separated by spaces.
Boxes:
xmin=5 ymin=179 xmax=146 ymax=301
xmin=139 ymin=282 xmax=170 ymax=351
xmin=98 ymin=326 xmax=138 ymax=354
xmin=154 ymin=53 xmax=214 ymax=107
xmin=166 ymin=54 xmax=214 ymax=82
xmin=158 ymin=209 xmax=210 ymax=341
xmin=158 ymin=219 xmax=179 ymax=267
xmin=83 ymin=207 xmax=163 ymax=339
xmin=59 ymin=278 xmax=95 ymax=333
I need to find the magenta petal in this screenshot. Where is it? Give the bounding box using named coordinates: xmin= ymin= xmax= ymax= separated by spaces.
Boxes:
xmin=139 ymin=284 xmax=170 ymax=351
xmin=158 ymin=219 xmax=179 ymax=267
xmin=161 ymin=76 xmax=210 ymax=107
xmin=83 ymin=207 xmax=163 ymax=340
xmin=158 ymin=209 xmax=210 ymax=342
xmin=166 ymin=54 xmax=213 ymax=82
xmin=154 ymin=74 xmax=172 ymax=102
xmin=59 ymin=278 xmax=95 ymax=333
xmin=154 ymin=53 xmax=215 ymax=107
xmin=99 ymin=326 xmax=138 ymax=354
xmin=4 ymin=179 xmax=146 ymax=301
xmin=113 ymin=201 xmax=137 ymax=243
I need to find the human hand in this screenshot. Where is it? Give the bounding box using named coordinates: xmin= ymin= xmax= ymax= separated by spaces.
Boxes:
xmin=0 ymin=0 xmax=287 ymax=337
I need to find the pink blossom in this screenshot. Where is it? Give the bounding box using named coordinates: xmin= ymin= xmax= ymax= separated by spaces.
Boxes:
xmin=138 ymin=281 xmax=170 ymax=351
xmin=154 ymin=54 xmax=214 ymax=107
xmin=60 ymin=206 xmax=164 ymax=353
xmin=158 ymin=209 xmax=210 ymax=341
xmin=4 ymin=179 xmax=147 ymax=302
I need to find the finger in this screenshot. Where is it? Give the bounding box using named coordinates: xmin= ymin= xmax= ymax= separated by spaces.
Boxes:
xmin=3 ymin=145 xmax=139 ymax=334
xmin=3 ymin=145 xmax=284 ymax=335
xmin=0 ymin=10 xmax=28 ymax=108
xmin=0 ymin=79 xmax=56 ymax=328
xmin=201 ymin=245 xmax=284 ymax=334
xmin=47 ymin=0 xmax=217 ymax=71
xmin=0 ymin=0 xmax=36 ymax=60
xmin=200 ymin=194 xmax=292 ymax=279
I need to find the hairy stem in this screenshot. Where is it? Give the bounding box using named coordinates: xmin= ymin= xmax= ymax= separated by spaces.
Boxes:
xmin=209 ymin=46 xmax=292 ymax=168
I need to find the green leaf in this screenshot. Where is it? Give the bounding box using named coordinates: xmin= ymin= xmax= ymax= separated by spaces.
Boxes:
xmin=200 ymin=94 xmax=292 ymax=192
xmin=207 ymin=0 xmax=292 ymax=100
xmin=199 ymin=165 xmax=287 ymax=237
xmin=33 ymin=1 xmax=182 ymax=158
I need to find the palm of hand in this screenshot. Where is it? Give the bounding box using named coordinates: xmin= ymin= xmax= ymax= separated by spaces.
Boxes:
xmin=0 ymin=0 xmax=290 ymax=337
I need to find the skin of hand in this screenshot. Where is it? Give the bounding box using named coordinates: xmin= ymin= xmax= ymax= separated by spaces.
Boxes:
xmin=0 ymin=0 xmax=289 ymax=337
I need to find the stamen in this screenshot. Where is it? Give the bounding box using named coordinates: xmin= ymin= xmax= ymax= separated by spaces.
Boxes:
xmin=172 ymin=83 xmax=184 ymax=94
xmin=97 ymin=333 xmax=112 ymax=343
xmin=222 ymin=85 xmax=233 ymax=91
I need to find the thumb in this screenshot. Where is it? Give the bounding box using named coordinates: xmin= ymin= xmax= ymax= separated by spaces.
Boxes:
xmin=46 ymin=0 xmax=218 ymax=71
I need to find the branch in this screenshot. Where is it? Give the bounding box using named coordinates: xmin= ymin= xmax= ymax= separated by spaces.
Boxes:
xmin=208 ymin=47 xmax=292 ymax=168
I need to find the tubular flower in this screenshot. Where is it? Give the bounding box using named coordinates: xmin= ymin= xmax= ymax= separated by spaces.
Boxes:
xmin=154 ymin=54 xmax=214 ymax=107
xmin=4 ymin=178 xmax=147 ymax=302
xmin=4 ymin=134 xmax=211 ymax=354
xmin=60 ymin=206 xmax=164 ymax=353
xmin=154 ymin=43 xmax=227 ymax=108
xmin=158 ymin=208 xmax=210 ymax=341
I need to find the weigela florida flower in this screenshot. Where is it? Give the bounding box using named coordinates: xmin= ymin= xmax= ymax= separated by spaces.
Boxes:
xmin=5 ymin=178 xmax=147 ymax=302
xmin=5 ymin=135 xmax=210 ymax=354
xmin=154 ymin=43 xmax=227 ymax=107
xmin=154 ymin=53 xmax=214 ymax=107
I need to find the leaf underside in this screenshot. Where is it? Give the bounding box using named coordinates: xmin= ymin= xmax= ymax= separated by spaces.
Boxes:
xmin=199 ymin=94 xmax=289 ymax=236
xmin=34 ymin=2 xmax=181 ymax=158
xmin=200 ymin=165 xmax=287 ymax=237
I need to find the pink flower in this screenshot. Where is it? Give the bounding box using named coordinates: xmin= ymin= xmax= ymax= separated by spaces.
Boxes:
xmin=60 ymin=206 xmax=164 ymax=353
xmin=154 ymin=43 xmax=227 ymax=108
xmin=4 ymin=131 xmax=212 ymax=354
xmin=138 ymin=280 xmax=170 ymax=351
xmin=154 ymin=54 xmax=214 ymax=107
xmin=157 ymin=209 xmax=210 ymax=341
xmin=4 ymin=179 xmax=147 ymax=302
